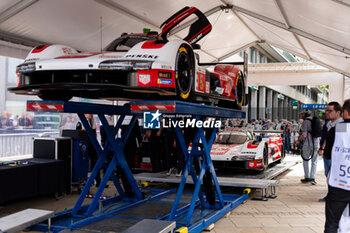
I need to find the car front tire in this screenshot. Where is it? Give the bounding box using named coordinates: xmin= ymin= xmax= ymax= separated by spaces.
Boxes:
xmin=175 ymin=44 xmax=194 ymax=101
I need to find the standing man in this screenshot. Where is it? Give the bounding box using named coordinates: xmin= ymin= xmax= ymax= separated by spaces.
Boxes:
xmin=284 ymin=121 xmax=291 ymax=154
xmin=296 ymin=110 xmax=320 ymax=185
xmin=317 ymin=102 xmax=342 ymax=201
xmin=324 ymin=99 xmax=350 ymax=232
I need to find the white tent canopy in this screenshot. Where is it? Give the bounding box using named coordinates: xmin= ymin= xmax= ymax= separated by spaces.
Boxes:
xmin=0 ymin=0 xmax=349 ymax=77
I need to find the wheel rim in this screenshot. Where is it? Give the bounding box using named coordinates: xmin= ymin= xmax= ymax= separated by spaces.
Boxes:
xmin=176 ymin=47 xmax=192 ymax=96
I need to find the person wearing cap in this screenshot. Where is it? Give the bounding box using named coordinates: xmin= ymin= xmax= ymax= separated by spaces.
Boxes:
xmin=296 ymin=109 xmax=320 ymax=185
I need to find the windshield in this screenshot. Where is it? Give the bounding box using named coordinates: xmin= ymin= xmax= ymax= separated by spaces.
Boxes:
xmin=217 ymin=132 xmax=247 ymax=144
xmin=227 ymin=134 xmax=247 ymax=144
xmin=104 ymin=35 xmax=156 ymax=52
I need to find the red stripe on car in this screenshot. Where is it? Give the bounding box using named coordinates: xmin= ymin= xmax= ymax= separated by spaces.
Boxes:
xmin=247 ymin=142 xmax=258 ymax=149
xmin=32 ymin=45 xmax=51 ymax=53
xmin=141 ymin=41 xmax=165 ymax=49
xmin=187 ymin=24 xmax=212 ymax=43
xmin=162 ymin=7 xmax=197 ymax=33
xmin=55 ymin=52 xmax=102 ymax=59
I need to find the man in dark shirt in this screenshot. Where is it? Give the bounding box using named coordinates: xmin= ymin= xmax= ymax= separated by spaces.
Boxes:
xmin=296 ymin=110 xmax=320 ymax=185
xmin=284 ymin=121 xmax=291 ymax=153
xmin=324 ymin=99 xmax=350 ymax=233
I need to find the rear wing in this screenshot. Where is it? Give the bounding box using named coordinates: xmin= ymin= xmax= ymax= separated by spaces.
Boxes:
xmin=160 ymin=6 xmax=212 ymax=44
xmin=198 ymin=51 xmax=249 ymax=95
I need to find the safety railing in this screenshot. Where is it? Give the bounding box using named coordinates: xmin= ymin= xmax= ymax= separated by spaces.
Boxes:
xmin=0 ymin=130 xmax=59 ymax=158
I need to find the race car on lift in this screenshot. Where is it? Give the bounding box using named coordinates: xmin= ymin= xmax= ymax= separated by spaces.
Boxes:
xmin=9 ymin=6 xmax=247 ymax=109
xmin=211 ymin=128 xmax=285 ymax=171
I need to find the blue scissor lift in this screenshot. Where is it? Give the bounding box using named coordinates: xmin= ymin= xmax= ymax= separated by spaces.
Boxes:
xmin=26 ymin=100 xmax=249 ymax=233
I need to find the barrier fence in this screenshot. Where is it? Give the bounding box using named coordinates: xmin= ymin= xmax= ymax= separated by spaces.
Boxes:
xmin=0 ymin=130 xmax=59 ymax=158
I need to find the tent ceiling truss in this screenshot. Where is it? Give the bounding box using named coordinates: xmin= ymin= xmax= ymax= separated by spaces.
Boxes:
xmin=95 ymin=0 xmax=219 ymax=60
xmin=0 ymin=0 xmax=348 ymax=77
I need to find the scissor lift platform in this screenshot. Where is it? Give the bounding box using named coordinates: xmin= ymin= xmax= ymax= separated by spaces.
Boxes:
xmin=25 ymin=100 xmax=248 ymax=233
xmin=135 ymin=161 xmax=296 ymax=200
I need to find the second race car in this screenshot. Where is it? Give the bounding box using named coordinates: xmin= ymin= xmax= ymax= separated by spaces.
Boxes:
xmin=211 ymin=128 xmax=285 ymax=171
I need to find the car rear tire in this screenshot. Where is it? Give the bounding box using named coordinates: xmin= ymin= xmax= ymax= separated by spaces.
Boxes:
xmin=263 ymin=144 xmax=269 ymax=171
xmin=175 ymin=44 xmax=194 ymax=100
xmin=235 ymin=72 xmax=245 ymax=108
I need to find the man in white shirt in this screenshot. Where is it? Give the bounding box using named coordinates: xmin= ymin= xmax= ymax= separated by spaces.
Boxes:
xmin=324 ymin=99 xmax=350 ymax=232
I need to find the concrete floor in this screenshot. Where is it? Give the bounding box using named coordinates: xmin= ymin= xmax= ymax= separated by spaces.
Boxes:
xmin=0 ymin=154 xmax=327 ymax=233
xmin=212 ymin=154 xmax=327 ymax=233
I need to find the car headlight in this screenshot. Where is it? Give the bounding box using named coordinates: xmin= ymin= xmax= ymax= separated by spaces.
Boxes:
xmin=99 ymin=60 xmax=153 ymax=70
xmin=16 ymin=62 xmax=36 ymax=73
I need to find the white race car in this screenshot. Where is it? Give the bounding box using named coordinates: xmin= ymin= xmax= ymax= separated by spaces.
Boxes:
xmin=9 ymin=6 xmax=247 ymax=109
xmin=211 ymin=128 xmax=285 ymax=171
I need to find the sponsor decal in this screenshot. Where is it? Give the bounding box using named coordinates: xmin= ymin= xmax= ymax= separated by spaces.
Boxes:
xmin=189 ymin=33 xmax=203 ymax=44
xmin=98 ymin=55 xmax=120 ymax=59
xmin=210 ymin=146 xmax=231 ymax=155
xmin=125 ymin=54 xmax=158 ymax=59
xmin=197 ymin=72 xmax=205 ymax=92
xmin=62 ymin=47 xmax=74 ymax=55
xmin=24 ymin=58 xmax=39 ymax=62
xmin=215 ymin=87 xmax=224 ymax=95
xmin=228 ymin=72 xmax=236 ymax=77
xmin=206 ymin=81 xmax=210 ymax=93
xmin=161 ymin=65 xmax=172 ymax=69
xmin=158 ymin=72 xmax=172 ymax=79
xmin=157 ymin=78 xmax=172 ymax=85
xmin=139 ymin=74 xmax=151 ymax=85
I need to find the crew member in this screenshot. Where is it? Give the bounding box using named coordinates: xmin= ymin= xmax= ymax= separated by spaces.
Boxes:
xmin=324 ymin=99 xmax=350 ymax=232
xmin=296 ymin=110 xmax=320 ymax=185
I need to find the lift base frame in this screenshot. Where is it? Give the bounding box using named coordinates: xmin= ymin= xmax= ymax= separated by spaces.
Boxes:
xmin=26 ymin=100 xmax=247 ymax=233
